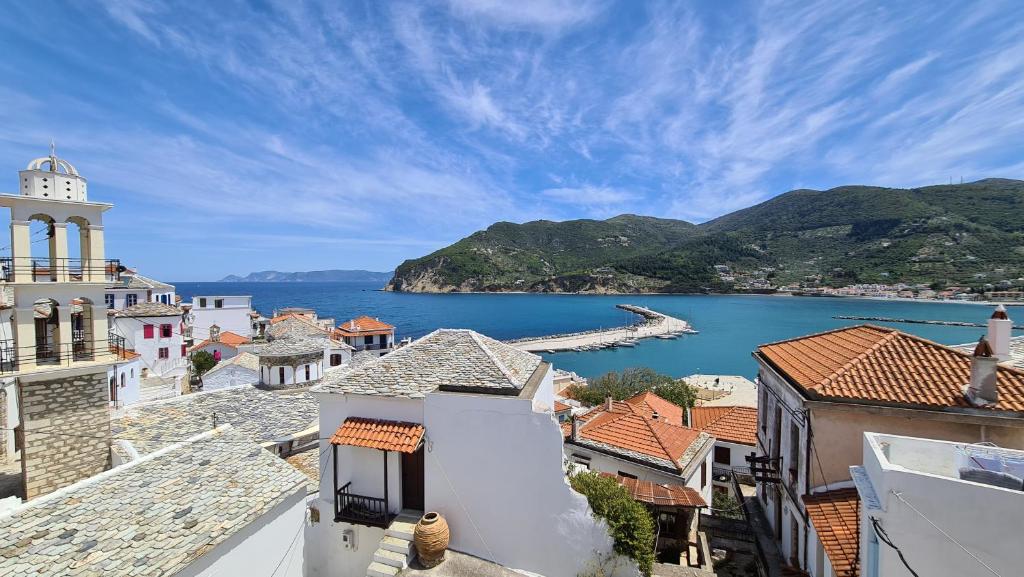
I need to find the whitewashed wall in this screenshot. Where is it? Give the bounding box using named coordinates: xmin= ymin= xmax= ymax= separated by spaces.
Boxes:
xmin=177 ymin=488 xmax=307 ymax=577
xmin=194 ymin=342 xmax=240 ymax=361
xmin=111 ymin=313 xmax=186 ymax=378
xmin=424 ymin=391 xmax=637 ymax=577
xmin=190 ymin=296 xmax=253 ymax=340
xmin=107 ymin=356 xmax=141 ymax=406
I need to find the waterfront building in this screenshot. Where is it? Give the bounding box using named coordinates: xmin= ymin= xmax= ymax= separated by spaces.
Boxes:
xmin=307 ymin=328 xmax=634 ymax=577
xmin=752 ymin=313 xmax=1024 ymax=573
xmin=334 ymin=315 xmax=395 ymax=355
xmin=689 ymin=405 xmax=758 ymax=496
xmin=109 ymin=301 xmax=188 ymax=394
xmin=274 ymin=306 xmax=335 ymax=331
xmin=187 ymin=294 xmax=255 ymax=342
xmin=0 ymin=148 xmax=133 ymax=499
xmin=104 ymin=268 xmax=175 ymax=310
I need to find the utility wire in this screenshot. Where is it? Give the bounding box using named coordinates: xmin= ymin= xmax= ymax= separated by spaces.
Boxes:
xmin=870 ymin=517 xmax=920 ymax=577
xmin=891 ymin=490 xmax=1002 ymax=577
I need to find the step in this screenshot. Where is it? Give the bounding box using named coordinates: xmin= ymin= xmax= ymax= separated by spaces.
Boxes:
xmin=384 ymin=520 xmax=416 ymax=540
xmin=366 ymin=561 xmax=400 ymax=577
xmin=380 ymin=535 xmax=415 ymax=555
xmin=373 ymin=547 xmax=410 ymax=569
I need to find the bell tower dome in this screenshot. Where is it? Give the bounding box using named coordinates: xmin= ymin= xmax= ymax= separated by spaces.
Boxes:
xmin=18 ymin=142 xmax=88 ymax=202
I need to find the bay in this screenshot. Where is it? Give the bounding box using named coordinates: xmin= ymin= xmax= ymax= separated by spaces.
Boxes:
xmin=175 ymin=281 xmax=1011 ymax=380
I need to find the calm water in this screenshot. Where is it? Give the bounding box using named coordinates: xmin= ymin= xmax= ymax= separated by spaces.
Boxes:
xmin=176 ymin=282 xmax=1011 ymax=380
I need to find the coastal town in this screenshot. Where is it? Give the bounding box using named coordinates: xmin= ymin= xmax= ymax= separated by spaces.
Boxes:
xmin=0 ymin=149 xmax=1020 ymax=577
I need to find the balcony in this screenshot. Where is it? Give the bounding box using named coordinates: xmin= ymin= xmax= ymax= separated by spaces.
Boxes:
xmin=0 ymin=337 xmax=117 ymax=374
xmin=334 ymin=482 xmax=393 ymax=528
xmin=0 ymin=257 xmax=124 ymax=283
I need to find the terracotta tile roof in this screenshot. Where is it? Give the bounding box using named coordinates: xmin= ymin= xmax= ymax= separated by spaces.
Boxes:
xmin=554 ymin=401 xmax=571 ymax=413
xmin=601 ymin=473 xmax=707 ymax=508
xmin=190 ymin=330 xmax=252 ymax=351
xmin=110 ymin=346 xmax=141 ymax=360
xmin=690 ymin=406 xmax=758 ymax=446
xmin=803 ymin=489 xmax=861 ymax=577
xmin=624 ymin=391 xmax=685 ymax=426
xmin=329 ymin=417 xmax=424 ymax=453
xmin=757 ymin=324 xmax=1024 ymax=412
xmin=566 ymin=393 xmax=711 ymax=472
xmin=336 ymin=315 xmax=395 ymax=335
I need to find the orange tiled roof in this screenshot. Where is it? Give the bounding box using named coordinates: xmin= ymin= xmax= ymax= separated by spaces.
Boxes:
xmin=110 ymin=346 xmax=140 ymax=360
xmin=601 ymin=473 xmax=707 ymax=508
xmin=690 ymin=406 xmax=758 ymax=446
xmin=566 ymin=393 xmax=705 ymax=471
xmin=554 ymin=401 xmax=571 ymax=413
xmin=757 ymin=324 xmax=1024 ymax=412
xmin=329 ymin=418 xmax=424 ymax=454
xmin=190 ymin=331 xmax=252 ymax=351
xmin=803 ymin=489 xmax=860 ymax=577
xmin=336 ymin=315 xmax=395 ymax=335
xmin=624 ymin=391 xmax=685 ymax=426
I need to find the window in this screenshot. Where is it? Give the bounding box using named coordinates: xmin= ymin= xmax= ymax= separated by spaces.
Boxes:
xmin=330 ymin=353 xmax=342 ymax=367
xmin=143 ymin=325 xmax=154 ymax=339
xmin=126 ymin=294 xmax=137 ymax=307
xmin=305 ymin=364 xmax=311 ymax=381
xmin=571 ymin=454 xmax=591 ymax=470
xmin=214 ymin=299 xmax=223 ymax=309
xmin=181 ymin=344 xmax=187 ymax=357
xmin=278 ymin=367 xmax=285 ymax=383
xmin=120 ymin=373 xmax=125 ymax=388
xmin=701 ymin=461 xmax=707 ymax=489
xmin=715 ymin=446 xmax=732 ymax=465
xmin=364 ymin=336 xmax=373 ymax=345
xmin=199 ymin=298 xmax=207 ymax=308
xmin=158 ymin=347 xmax=169 ymax=359
xmin=160 ymin=324 xmax=172 ymax=338
xmin=617 ymin=471 xmax=637 ymax=480
xmin=105 ymin=294 xmax=115 ymax=309
xmin=789 ymin=421 xmax=802 ymax=487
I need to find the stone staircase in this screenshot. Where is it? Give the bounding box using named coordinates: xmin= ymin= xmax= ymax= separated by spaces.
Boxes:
xmin=366 ymin=511 xmax=421 ymax=577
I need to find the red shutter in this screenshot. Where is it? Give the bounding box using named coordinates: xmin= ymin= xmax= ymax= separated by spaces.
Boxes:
xmin=181 ymin=345 xmax=187 ymax=357
xmin=143 ymin=325 xmax=154 ymax=339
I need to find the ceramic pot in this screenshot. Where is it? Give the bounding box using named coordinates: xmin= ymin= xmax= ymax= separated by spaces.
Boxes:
xmin=414 ymin=511 xmax=449 ymax=567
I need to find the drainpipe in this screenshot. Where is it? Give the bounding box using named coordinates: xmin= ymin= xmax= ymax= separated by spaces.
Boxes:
xmin=802 ymin=409 xmax=812 ymax=571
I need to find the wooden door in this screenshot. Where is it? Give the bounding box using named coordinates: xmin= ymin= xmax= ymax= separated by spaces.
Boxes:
xmin=401 ymin=447 xmax=425 ymax=511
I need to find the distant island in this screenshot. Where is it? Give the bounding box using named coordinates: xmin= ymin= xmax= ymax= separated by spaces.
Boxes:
xmin=220 ymin=269 xmax=393 ymax=283
xmin=387 ymin=178 xmax=1024 ymax=294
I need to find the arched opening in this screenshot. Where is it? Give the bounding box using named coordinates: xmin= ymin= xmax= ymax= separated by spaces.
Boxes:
xmin=26 ymin=214 xmax=57 ymax=281
xmin=66 ymin=216 xmax=90 ymax=281
xmin=33 ymin=298 xmax=60 ymax=362
xmin=70 ymin=297 xmax=95 ymax=360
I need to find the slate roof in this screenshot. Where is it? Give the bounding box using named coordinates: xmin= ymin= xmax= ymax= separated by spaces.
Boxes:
xmin=205 ymin=352 xmax=260 ymax=375
xmin=803 ymin=488 xmax=861 ymax=577
xmin=266 ymin=315 xmax=330 ymax=341
xmin=107 ymin=272 xmax=174 ymax=291
xmin=689 ymin=406 xmax=758 ymax=446
xmin=285 ymin=447 xmax=321 ymax=493
xmin=565 ymin=392 xmax=713 ymax=473
xmin=116 ymin=302 xmax=181 ymax=318
xmin=111 ymin=385 xmax=318 ymax=458
xmin=257 ymin=337 xmax=324 ymax=357
xmin=602 ymin=473 xmax=707 ymax=508
xmin=329 ymin=418 xmax=425 ymax=453
xmin=0 ymin=426 xmax=306 ymax=577
xmin=314 ymin=329 xmax=543 ymax=398
xmin=757 ymin=324 xmax=1024 ymax=412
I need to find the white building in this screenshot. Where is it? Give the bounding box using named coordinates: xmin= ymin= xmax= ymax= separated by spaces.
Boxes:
xmin=306 ymin=329 xmax=635 ymax=577
xmin=258 ymin=314 xmax=353 ymax=388
xmin=334 ymin=315 xmax=396 ymax=356
xmin=106 ymin=350 xmax=142 ymax=407
xmin=105 ymin=269 xmax=175 ymax=310
xmin=189 ymin=294 xmax=254 ymax=341
xmin=200 ymin=351 xmax=259 ymax=391
xmin=856 ymin=432 xmax=1023 ymax=577
xmin=109 ymin=302 xmax=188 ymax=387
xmin=189 ymin=324 xmax=251 ymax=362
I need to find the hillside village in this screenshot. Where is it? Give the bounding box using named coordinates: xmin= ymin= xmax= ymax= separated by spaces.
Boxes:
xmin=0 ymin=151 xmax=1021 ymax=577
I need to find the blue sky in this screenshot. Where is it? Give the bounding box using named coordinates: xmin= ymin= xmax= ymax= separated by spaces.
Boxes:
xmin=1 ymin=1 xmax=1023 ymax=280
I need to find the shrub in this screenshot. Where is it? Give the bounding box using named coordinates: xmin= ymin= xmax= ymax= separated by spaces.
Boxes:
xmin=712 ymin=490 xmax=744 ymax=520
xmin=570 ymin=471 xmax=656 ymax=576
xmin=191 ymin=350 xmax=217 ymax=376
xmin=569 ymin=368 xmax=697 ymax=422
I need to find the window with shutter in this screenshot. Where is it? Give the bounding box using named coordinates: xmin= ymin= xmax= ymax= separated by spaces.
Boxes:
xmin=160 ymin=324 xmax=172 ymax=338
xmin=143 ymin=325 xmax=154 ymax=339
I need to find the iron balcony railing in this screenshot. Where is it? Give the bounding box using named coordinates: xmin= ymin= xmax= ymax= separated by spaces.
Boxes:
xmin=0 ymin=257 xmax=125 ymax=282
xmin=0 ymin=337 xmax=126 ymax=374
xmin=353 ymin=343 xmax=392 ymax=351
xmin=334 ymin=482 xmax=392 ymax=527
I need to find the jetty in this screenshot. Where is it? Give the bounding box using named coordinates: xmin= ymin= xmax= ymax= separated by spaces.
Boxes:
xmin=509 ymin=304 xmax=692 ymax=353
xmin=834 ymin=315 xmax=1024 ymax=330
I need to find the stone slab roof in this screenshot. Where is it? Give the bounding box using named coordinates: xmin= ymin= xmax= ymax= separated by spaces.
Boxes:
xmin=206 ymin=352 xmax=260 ymax=375
xmin=758 ymin=324 xmax=1024 ymax=412
xmin=0 ymin=426 xmax=306 ymax=577
xmin=257 ymin=337 xmax=324 ymax=357
xmin=314 ymin=329 xmax=542 ymax=397
xmin=803 ymin=488 xmax=860 ymax=577
xmin=115 ymin=302 xmax=181 ymax=318
xmin=111 ymin=385 xmax=318 ymax=457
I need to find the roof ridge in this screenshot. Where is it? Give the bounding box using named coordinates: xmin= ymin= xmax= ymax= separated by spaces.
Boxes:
xmin=759 ymin=323 xmax=893 ymax=349
xmin=646 ymin=416 xmax=694 ymax=468
xmin=468 ymin=330 xmax=520 ymax=386
xmin=821 ymin=329 xmax=901 ymax=388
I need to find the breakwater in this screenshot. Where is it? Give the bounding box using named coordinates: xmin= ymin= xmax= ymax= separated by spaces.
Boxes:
xmin=510 ymin=304 xmax=692 ymax=352
xmin=834 ymin=315 xmax=1024 ymax=330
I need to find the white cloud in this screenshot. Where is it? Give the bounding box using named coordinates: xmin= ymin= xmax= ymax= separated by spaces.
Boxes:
xmin=445 ymin=0 xmax=605 ymax=30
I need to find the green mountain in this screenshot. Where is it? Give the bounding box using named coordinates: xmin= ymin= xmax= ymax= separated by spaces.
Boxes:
xmin=388 ymin=179 xmax=1024 ymax=293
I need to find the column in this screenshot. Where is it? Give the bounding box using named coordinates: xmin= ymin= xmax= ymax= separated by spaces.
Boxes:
xmin=86 ymin=225 xmax=105 ymax=282
xmin=9 ymin=220 xmax=31 ymax=282
xmin=57 ymin=306 xmax=72 ymax=364
xmin=13 ymin=307 xmax=36 ymax=369
xmin=50 ymin=222 xmax=69 ymax=283
xmin=91 ymin=307 xmax=108 ymax=360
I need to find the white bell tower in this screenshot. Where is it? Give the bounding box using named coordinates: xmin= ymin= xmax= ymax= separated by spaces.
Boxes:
xmin=18 ymin=142 xmax=88 ymax=202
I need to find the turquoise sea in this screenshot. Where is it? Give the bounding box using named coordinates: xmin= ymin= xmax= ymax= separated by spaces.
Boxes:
xmin=175 ymin=282 xmax=1014 ymax=380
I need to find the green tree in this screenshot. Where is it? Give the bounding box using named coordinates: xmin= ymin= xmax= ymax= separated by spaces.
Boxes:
xmin=191 ymin=351 xmax=217 ymax=376
xmin=570 ymin=471 xmax=656 ymax=576
xmin=569 ymin=368 xmax=697 ymax=419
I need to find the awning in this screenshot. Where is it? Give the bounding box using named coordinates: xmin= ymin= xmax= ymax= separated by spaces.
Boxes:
xmin=329 ymin=417 xmax=424 ymax=453
xmin=602 ymin=473 xmax=707 ymax=508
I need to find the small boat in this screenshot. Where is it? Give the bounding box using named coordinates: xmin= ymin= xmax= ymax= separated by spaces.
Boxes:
xmin=546 ymin=349 xmax=556 ymax=354
xmin=617 ymin=341 xmax=636 ymax=347
xmin=680 ymin=328 xmax=699 ymax=334
xmin=656 ymin=334 xmax=676 ymax=340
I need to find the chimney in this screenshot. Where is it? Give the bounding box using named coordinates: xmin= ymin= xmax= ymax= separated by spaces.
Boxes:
xmin=605 ymin=396 xmax=613 ymax=411
xmin=988 ymin=305 xmax=1013 ymax=363
xmin=571 ymin=416 xmax=580 ymax=442
xmin=686 ymin=406 xmax=692 ymax=427
xmin=350 ymin=319 xmax=356 ymax=330
xmin=210 ymin=324 xmax=221 ymax=342
xmin=965 ymin=336 xmax=999 ymax=406
xmin=651 ymin=410 xmax=660 ymax=421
